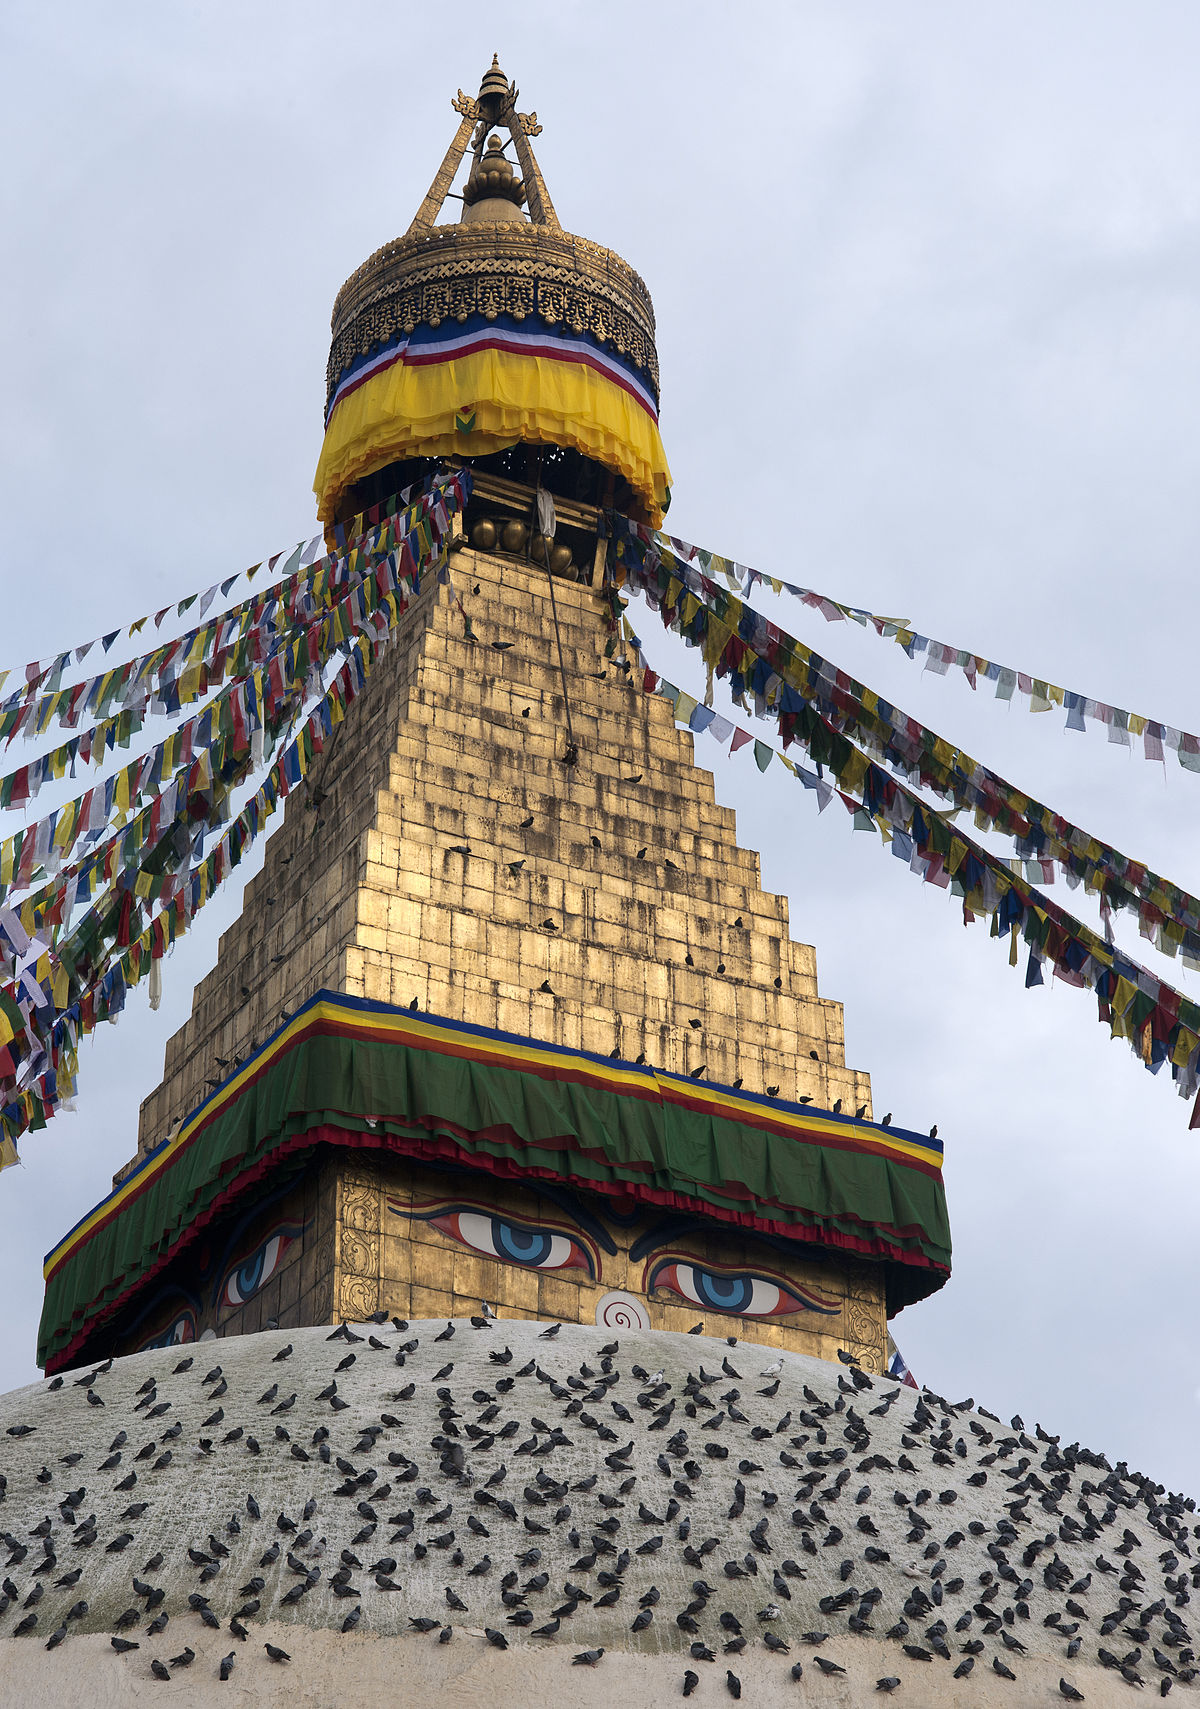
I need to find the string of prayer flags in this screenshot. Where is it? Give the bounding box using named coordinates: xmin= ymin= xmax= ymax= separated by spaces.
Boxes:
xmin=637 ymin=645 xmax=1200 ymax=1109
xmin=0 ymin=472 xmax=469 ymax=757
xmin=610 ymin=517 xmax=1200 ymax=972
xmin=635 ymin=520 xmax=1200 ymax=773
xmin=0 ymin=462 xmax=450 ymax=708
xmin=0 ymin=499 xmax=448 ymax=920
xmin=0 ymin=470 xmax=471 ymax=1168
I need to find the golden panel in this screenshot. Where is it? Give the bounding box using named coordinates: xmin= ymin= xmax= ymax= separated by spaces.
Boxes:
xmin=374 ymin=1157 xmax=886 ymax=1372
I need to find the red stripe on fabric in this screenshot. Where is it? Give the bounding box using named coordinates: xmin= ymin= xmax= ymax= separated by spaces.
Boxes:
xmin=328 ymin=334 xmax=658 ymax=424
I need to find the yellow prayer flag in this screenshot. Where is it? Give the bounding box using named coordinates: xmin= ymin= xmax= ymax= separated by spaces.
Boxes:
xmin=840 ymin=750 xmax=869 ymax=796
xmin=1171 ymin=1026 xmax=1196 ymax=1068
xmin=702 ymin=620 xmax=731 ymax=668
xmin=53 ymin=800 xmax=77 ymax=852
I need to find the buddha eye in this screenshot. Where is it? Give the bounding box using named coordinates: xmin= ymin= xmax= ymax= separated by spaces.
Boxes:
xmin=429 ymin=1210 xmax=592 ymax=1275
xmin=140 ymin=1311 xmax=195 ymax=1351
xmin=649 ymin=1260 xmax=838 ymax=1319
xmin=221 ymin=1231 xmax=295 ymax=1308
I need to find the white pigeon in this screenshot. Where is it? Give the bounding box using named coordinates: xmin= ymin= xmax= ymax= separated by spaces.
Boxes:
xmin=759 ymin=1359 xmax=784 ymax=1377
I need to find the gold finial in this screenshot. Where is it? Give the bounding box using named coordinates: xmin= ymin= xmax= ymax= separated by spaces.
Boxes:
xmin=461 ymin=131 xmax=526 ymax=221
xmin=477 ymin=54 xmax=512 ymax=122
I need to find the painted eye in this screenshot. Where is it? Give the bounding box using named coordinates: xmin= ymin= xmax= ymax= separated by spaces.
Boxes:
xmin=222 ymin=1232 xmax=293 ymax=1308
xmin=650 ymin=1261 xmax=836 ymax=1319
xmin=140 ymin=1312 xmax=195 ymax=1351
xmin=429 ymin=1211 xmax=591 ymax=1274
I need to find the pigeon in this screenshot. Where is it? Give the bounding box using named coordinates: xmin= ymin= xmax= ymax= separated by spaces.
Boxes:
xmin=876 ymin=1681 xmax=902 ymax=1695
xmin=726 ymin=1670 xmax=742 ymax=1698
xmin=265 ymin=1643 xmax=291 ymax=1663
xmin=1059 ymin=1684 xmax=1085 ymax=1702
xmin=150 ymin=1659 xmax=171 ymax=1681
xmin=815 ymin=1656 xmax=846 ymax=1674
xmin=219 ymin=1652 xmax=236 ymax=1679
xmin=683 ymin=1670 xmax=700 ymax=1696
xmin=573 ymin=1649 xmax=605 ymax=1665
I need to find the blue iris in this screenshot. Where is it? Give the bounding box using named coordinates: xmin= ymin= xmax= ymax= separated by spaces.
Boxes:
xmin=692 ymin=1268 xmax=754 ymax=1312
xmin=234 ymin=1251 xmax=266 ymax=1298
xmin=493 ymin=1220 xmax=553 ymax=1265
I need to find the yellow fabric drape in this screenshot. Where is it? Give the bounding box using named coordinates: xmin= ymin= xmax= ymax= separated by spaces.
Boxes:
xmin=314 ymin=346 xmax=672 ymax=526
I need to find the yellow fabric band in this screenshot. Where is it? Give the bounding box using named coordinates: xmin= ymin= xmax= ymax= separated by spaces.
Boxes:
xmin=313 ymin=346 xmax=672 ymax=526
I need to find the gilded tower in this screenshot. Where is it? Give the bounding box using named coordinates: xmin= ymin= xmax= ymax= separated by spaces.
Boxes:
xmin=39 ymin=59 xmax=947 ymax=1381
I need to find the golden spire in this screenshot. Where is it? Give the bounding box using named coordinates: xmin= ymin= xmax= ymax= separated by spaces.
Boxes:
xmin=404 ymin=56 xmax=559 ymax=236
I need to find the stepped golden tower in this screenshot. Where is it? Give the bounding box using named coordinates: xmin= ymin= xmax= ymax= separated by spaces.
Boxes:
xmin=39 ymin=58 xmax=947 ymax=1385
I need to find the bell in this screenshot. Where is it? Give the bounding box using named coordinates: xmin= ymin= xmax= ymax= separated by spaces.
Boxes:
xmin=529 ymin=532 xmax=549 ymax=564
xmin=550 ymin=544 xmax=574 ymax=575
xmin=471 ymin=519 xmax=497 ymax=552
xmin=500 ymin=520 xmax=527 ymax=554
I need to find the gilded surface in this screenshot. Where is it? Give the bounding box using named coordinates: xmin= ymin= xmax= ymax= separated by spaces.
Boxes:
xmin=326 ymin=225 xmax=659 ymax=405
xmin=335 ymin=1167 xmax=383 ymax=1325
xmin=134 ymin=539 xmax=871 ymax=1162
xmin=377 ymin=1156 xmax=888 ymax=1371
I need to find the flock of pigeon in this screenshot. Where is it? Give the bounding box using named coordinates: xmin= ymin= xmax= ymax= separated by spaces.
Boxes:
xmin=0 ymin=1316 xmax=1195 ymax=1699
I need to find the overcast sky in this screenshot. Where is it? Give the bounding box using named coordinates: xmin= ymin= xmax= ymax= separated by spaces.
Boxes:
xmin=2 ymin=3 xmax=1198 ymax=1498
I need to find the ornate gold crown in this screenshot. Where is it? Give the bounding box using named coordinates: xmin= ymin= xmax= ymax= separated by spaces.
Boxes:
xmin=324 ymin=57 xmax=660 ymax=412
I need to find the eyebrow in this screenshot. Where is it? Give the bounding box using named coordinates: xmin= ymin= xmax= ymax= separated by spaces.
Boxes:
xmin=534 ymin=1184 xmax=619 ymax=1255
xmin=628 ymin=1217 xmax=714 ymax=1263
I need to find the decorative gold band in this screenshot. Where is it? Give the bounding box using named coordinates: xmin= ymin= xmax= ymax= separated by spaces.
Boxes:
xmin=326 ymin=226 xmax=660 ymax=408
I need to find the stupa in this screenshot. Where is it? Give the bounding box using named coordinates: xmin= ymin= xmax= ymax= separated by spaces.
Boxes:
xmin=2 ymin=59 xmax=1193 ymax=1709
